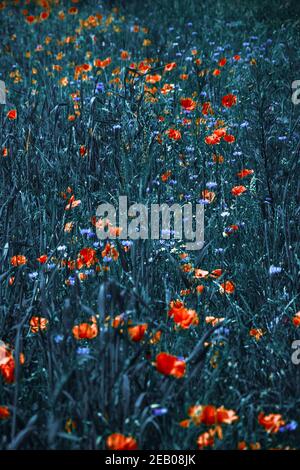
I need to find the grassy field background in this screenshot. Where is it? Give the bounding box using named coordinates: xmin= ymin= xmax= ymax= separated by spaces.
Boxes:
xmin=0 ymin=0 xmax=300 ymax=450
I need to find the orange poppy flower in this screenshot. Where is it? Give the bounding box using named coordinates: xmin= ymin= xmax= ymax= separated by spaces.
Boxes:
xmin=188 ymin=404 xmax=238 ymax=426
xmin=197 ymin=429 xmax=215 ymax=449
xmin=94 ymin=57 xmax=111 ymax=68
xmin=210 ymin=268 xmax=222 ymax=278
xmin=120 ymin=50 xmax=129 ymax=60
xmin=218 ymin=58 xmax=227 ymax=67
xmin=72 ymin=317 xmax=98 ymax=340
xmin=205 ymin=134 xmax=221 ymax=145
xmin=292 ymin=312 xmax=300 ymax=327
xmin=145 ymin=74 xmax=161 ymax=84
xmin=205 ymin=316 xmax=225 ymax=327
xmin=196 ymin=285 xmax=205 ymax=294
xmin=212 ymin=154 xmax=224 ymax=164
xmin=77 ymin=247 xmax=98 ymax=268
xmin=202 ymin=102 xmax=213 ymax=115
xmin=2 ymin=147 xmax=8 ymax=157
xmin=168 ymin=301 xmax=199 ymax=329
xmin=29 ymin=316 xmax=48 ymax=333
xmin=212 ymin=69 xmax=221 ymax=76
xmin=137 ymin=61 xmax=151 ymax=74
xmin=101 ymin=243 xmax=119 ymax=261
xmin=10 ymin=255 xmax=27 ymax=267
xmin=128 ymin=324 xmax=148 ymax=342
xmin=249 ymin=328 xmax=264 ymax=341
xmin=161 ymin=170 xmax=172 ymax=182
xmin=0 ymin=406 xmax=10 ymax=420
xmin=201 ymin=190 xmax=216 ymax=203
xmin=106 ymin=433 xmax=138 ymax=450
xmin=180 ymin=98 xmax=196 ymax=111
xmin=155 ymin=352 xmax=186 ymax=378
xmin=164 ymin=62 xmax=177 ymax=72
xmin=231 ymin=185 xmax=247 ymax=196
xmin=166 ymin=128 xmax=182 ymax=140
xmin=65 ymin=195 xmax=81 ymax=210
xmin=7 ymin=109 xmax=17 ymax=120
xmin=149 ymin=330 xmax=162 ymax=344
xmin=237 ymin=169 xmax=254 ymax=178
xmin=233 ymin=55 xmax=241 ymax=61
xmin=219 ymin=280 xmax=235 ymax=294
xmin=0 ymin=343 xmax=23 ymax=384
xmin=258 ymin=412 xmax=285 ymax=433
xmin=194 ymin=268 xmax=209 ymax=279
xmin=68 ymin=7 xmax=78 ymax=14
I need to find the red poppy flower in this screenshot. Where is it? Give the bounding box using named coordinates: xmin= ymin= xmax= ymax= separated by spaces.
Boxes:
xmin=205 ymin=134 xmax=221 ymax=145
xmin=155 ymin=352 xmax=186 ymax=378
xmin=37 ymin=255 xmax=48 ymax=264
xmin=10 ymin=255 xmax=27 ymax=267
xmin=237 ymin=169 xmax=254 ymax=178
xmin=77 ymin=248 xmax=98 ymax=268
xmin=180 ymin=98 xmax=196 ymax=111
xmin=223 ymin=134 xmax=235 ymax=143
xmin=218 ymin=58 xmax=227 ymax=67
xmin=7 ymin=109 xmax=17 ymax=120
xmin=0 ymin=406 xmax=10 ymax=420
xmin=219 ymin=280 xmax=235 ymax=294
xmin=26 ymin=15 xmax=35 ymax=24
xmin=166 ymin=128 xmax=182 ymax=140
xmin=258 ymin=412 xmax=285 ymax=433
xmin=106 ymin=433 xmax=138 ymax=450
xmin=222 ymin=94 xmax=237 ymax=108
xmin=292 ymin=312 xmax=300 ymax=327
xmin=164 ymin=62 xmax=177 ymax=72
xmin=231 ymin=185 xmax=247 ymax=196
xmin=128 ymin=324 xmax=148 ymax=342
xmin=29 ymin=317 xmax=48 ymax=333
xmin=72 ymin=317 xmax=98 ymax=340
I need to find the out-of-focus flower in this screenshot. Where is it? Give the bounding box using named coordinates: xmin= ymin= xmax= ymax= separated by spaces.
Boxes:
xmin=0 ymin=406 xmax=10 ymax=420
xmin=106 ymin=433 xmax=138 ymax=450
xmin=237 ymin=169 xmax=254 ymax=178
xmin=30 ymin=316 xmax=48 ymax=333
xmin=72 ymin=316 xmax=98 ymax=340
xmin=258 ymin=412 xmax=285 ymax=433
xmin=269 ymin=265 xmax=282 ymax=275
xmin=11 ymin=255 xmax=27 ymax=267
xmin=292 ymin=312 xmax=300 ymax=327
xmin=249 ymin=328 xmax=264 ymax=341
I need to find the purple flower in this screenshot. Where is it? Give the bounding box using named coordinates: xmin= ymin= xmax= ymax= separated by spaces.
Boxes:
xmin=152 ymin=407 xmax=168 ymax=416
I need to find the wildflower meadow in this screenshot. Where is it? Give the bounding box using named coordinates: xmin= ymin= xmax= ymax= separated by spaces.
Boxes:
xmin=0 ymin=0 xmax=300 ymax=452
